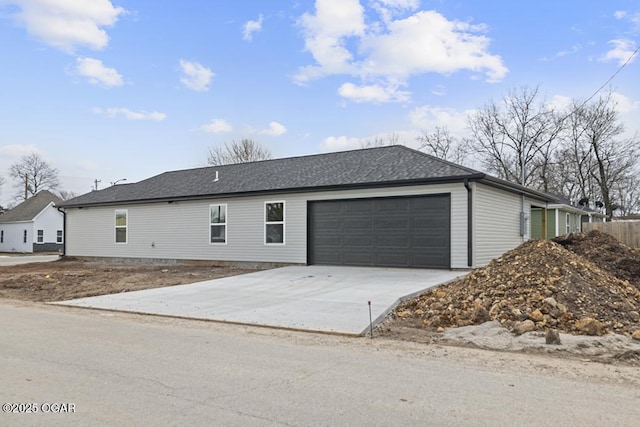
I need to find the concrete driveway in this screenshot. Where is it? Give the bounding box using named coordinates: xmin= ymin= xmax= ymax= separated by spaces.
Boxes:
xmin=0 ymin=254 xmax=59 ymax=266
xmin=55 ymin=266 xmax=464 ymax=335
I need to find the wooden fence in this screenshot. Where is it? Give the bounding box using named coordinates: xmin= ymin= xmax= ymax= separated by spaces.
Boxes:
xmin=583 ymin=221 xmax=640 ymax=248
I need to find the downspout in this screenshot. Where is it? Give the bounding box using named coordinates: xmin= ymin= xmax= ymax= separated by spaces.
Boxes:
xmin=57 ymin=206 xmax=66 ymax=257
xmin=464 ymin=179 xmax=472 ymax=268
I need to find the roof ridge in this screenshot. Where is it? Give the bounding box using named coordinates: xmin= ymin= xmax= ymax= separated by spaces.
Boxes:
xmin=158 ymin=145 xmax=409 ymax=175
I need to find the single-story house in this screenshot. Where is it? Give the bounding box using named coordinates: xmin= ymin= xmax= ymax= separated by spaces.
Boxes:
xmin=0 ymin=190 xmax=64 ymax=253
xmin=59 ymin=146 xmax=556 ymax=269
xmin=531 ymin=194 xmax=607 ymax=239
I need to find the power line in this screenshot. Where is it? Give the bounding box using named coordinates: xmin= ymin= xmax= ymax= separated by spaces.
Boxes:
xmin=560 ymin=43 xmax=639 ymax=122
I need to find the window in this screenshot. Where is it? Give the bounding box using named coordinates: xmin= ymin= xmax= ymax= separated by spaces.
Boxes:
xmin=566 ymin=213 xmax=570 ymax=234
xmin=115 ymin=210 xmax=128 ymax=243
xmin=37 ymin=229 xmax=44 ymax=243
xmin=265 ymin=202 xmax=284 ymax=244
xmin=210 ymin=204 xmax=227 ymax=244
xmin=0 ymin=230 xmax=3 ymax=243
xmin=23 ymin=230 xmax=27 ymax=243
xmin=57 ymin=230 xmax=63 ymax=243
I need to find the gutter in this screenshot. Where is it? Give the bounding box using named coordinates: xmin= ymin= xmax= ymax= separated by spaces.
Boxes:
xmin=56 ymin=206 xmax=66 ymax=257
xmin=464 ymin=179 xmax=473 ymax=267
xmin=58 ymin=173 xmax=488 ymax=209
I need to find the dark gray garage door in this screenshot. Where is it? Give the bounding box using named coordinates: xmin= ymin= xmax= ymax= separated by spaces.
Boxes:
xmin=308 ymin=195 xmax=451 ymax=269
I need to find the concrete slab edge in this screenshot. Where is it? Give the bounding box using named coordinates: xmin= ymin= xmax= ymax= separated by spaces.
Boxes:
xmin=362 ymin=273 xmax=467 ymax=337
xmin=48 ymin=302 xmax=364 ymax=337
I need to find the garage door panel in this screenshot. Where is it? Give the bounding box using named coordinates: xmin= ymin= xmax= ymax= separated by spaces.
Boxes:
xmin=309 ymin=194 xmax=451 ymax=269
xmin=344 ymin=235 xmax=373 ymax=247
xmin=375 ymin=235 xmax=409 ymax=247
xmin=343 ymin=218 xmax=372 ymax=230
xmin=344 ymin=252 xmax=374 ymax=265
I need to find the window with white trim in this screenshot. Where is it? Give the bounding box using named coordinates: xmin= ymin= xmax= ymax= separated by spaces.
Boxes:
xmin=0 ymin=230 xmax=3 ymax=243
xmin=57 ymin=230 xmax=63 ymax=243
xmin=23 ymin=230 xmax=27 ymax=243
xmin=37 ymin=229 xmax=44 ymax=243
xmin=565 ymin=213 xmax=570 ymax=234
xmin=210 ymin=204 xmax=227 ymax=244
xmin=265 ymin=202 xmax=284 ymax=244
xmin=115 ymin=210 xmax=128 ymax=243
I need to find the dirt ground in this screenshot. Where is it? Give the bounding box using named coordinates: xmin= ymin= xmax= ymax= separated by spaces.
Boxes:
xmin=2 ymin=233 xmax=640 ymax=366
xmin=378 ymin=230 xmax=640 ymax=365
xmin=0 ymin=257 xmax=259 ymax=302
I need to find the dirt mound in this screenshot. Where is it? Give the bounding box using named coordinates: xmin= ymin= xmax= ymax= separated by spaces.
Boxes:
xmin=392 ymin=237 xmax=640 ymax=337
xmin=553 ymin=230 xmax=640 ymax=289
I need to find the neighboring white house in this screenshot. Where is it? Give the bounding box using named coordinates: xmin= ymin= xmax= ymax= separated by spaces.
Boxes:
xmin=0 ymin=190 xmax=64 ymax=253
xmin=59 ymin=146 xmax=555 ymax=269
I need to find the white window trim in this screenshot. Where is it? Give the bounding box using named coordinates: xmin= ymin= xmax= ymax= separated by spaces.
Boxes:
xmin=0 ymin=230 xmax=3 ymax=243
xmin=209 ymin=203 xmax=228 ymax=245
xmin=23 ymin=229 xmax=27 ymax=244
xmin=36 ymin=229 xmax=44 ymax=243
xmin=115 ymin=209 xmax=128 ymax=244
xmin=56 ymin=230 xmax=63 ymax=244
xmin=264 ymin=201 xmax=285 ymax=245
xmin=565 ymin=212 xmax=570 ymax=234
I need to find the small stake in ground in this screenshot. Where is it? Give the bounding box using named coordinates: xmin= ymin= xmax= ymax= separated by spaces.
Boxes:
xmin=368 ymin=300 xmax=373 ymax=338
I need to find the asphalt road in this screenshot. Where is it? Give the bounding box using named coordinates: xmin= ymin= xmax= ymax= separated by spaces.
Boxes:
xmin=1 ymin=302 xmax=639 ymax=427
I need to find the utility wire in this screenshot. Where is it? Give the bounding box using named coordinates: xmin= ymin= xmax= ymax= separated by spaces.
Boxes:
xmin=559 ymin=43 xmax=639 ymax=122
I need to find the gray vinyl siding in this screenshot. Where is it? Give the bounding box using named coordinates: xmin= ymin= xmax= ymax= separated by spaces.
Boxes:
xmin=65 ymin=183 xmax=470 ymax=268
xmin=473 ymin=183 xmax=525 ymax=266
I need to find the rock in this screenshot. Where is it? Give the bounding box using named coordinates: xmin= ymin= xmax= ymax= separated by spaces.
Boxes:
xmin=545 ymin=329 xmax=562 ymax=345
xmin=529 ymin=309 xmax=544 ymax=322
xmin=543 ymin=297 xmax=558 ymax=308
xmin=473 ymin=305 xmax=491 ymax=324
xmin=513 ymin=320 xmax=535 ymax=335
xmin=632 ymin=330 xmax=640 ymax=341
xmin=629 ymin=311 xmax=640 ymax=322
xmin=575 ymin=317 xmax=605 ymax=336
xmin=556 ymin=303 xmax=567 ymax=314
xmin=436 ymin=327 xmax=445 ymax=333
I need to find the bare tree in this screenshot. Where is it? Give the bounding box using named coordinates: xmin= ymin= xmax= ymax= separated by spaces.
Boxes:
xmin=207 ymin=139 xmax=271 ymax=165
xmin=56 ymin=190 xmax=78 ymax=201
xmin=360 ymin=133 xmax=400 ymax=149
xmin=466 ymin=85 xmax=563 ymax=187
xmin=9 ymin=153 xmax=59 ymax=201
xmin=416 ymin=126 xmax=470 ymax=165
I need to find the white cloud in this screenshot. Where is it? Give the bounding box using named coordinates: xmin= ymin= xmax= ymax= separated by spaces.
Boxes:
xmin=75 ymin=57 xmax=123 ymax=86
xmin=409 ymin=105 xmax=474 ymax=135
xmin=296 ymin=0 xmax=366 ymax=83
xmin=600 ymin=39 xmax=638 ymax=66
xmin=371 ymin=0 xmax=419 ymax=23
xmin=337 ymin=82 xmax=409 ymax=103
xmin=614 ymin=10 xmax=627 ymax=20
xmin=179 ymin=60 xmax=214 ymax=91
xmin=6 ymin=0 xmax=125 ymax=53
xmin=260 ymin=121 xmax=287 ymax=136
xmin=320 ymin=135 xmax=363 ymax=151
xmin=547 ymin=95 xmax=573 ymax=112
xmin=201 ymin=119 xmax=233 ymax=133
xmin=360 ymin=11 xmax=507 ymax=82
xmin=610 ymin=92 xmax=640 ymax=113
xmin=94 ymin=107 xmax=166 ymax=121
xmin=0 ymin=144 xmax=43 ymax=160
xmin=243 ymin=14 xmax=263 ymax=41
xmin=295 ymin=2 xmax=507 ymax=104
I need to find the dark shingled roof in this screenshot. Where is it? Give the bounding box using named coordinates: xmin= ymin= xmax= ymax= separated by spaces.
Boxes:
xmin=59 ymin=146 xmax=552 ymax=208
xmin=0 ymin=190 xmax=62 ymax=223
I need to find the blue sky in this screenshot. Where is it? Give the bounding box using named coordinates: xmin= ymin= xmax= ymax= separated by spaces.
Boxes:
xmin=0 ymin=0 xmax=638 ymax=206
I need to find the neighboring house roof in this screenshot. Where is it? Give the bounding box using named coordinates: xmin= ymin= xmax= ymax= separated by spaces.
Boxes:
xmin=0 ymin=190 xmax=63 ymax=223
xmin=60 ymin=146 xmax=555 ymax=208
xmin=545 ymin=192 xmax=606 ymax=217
